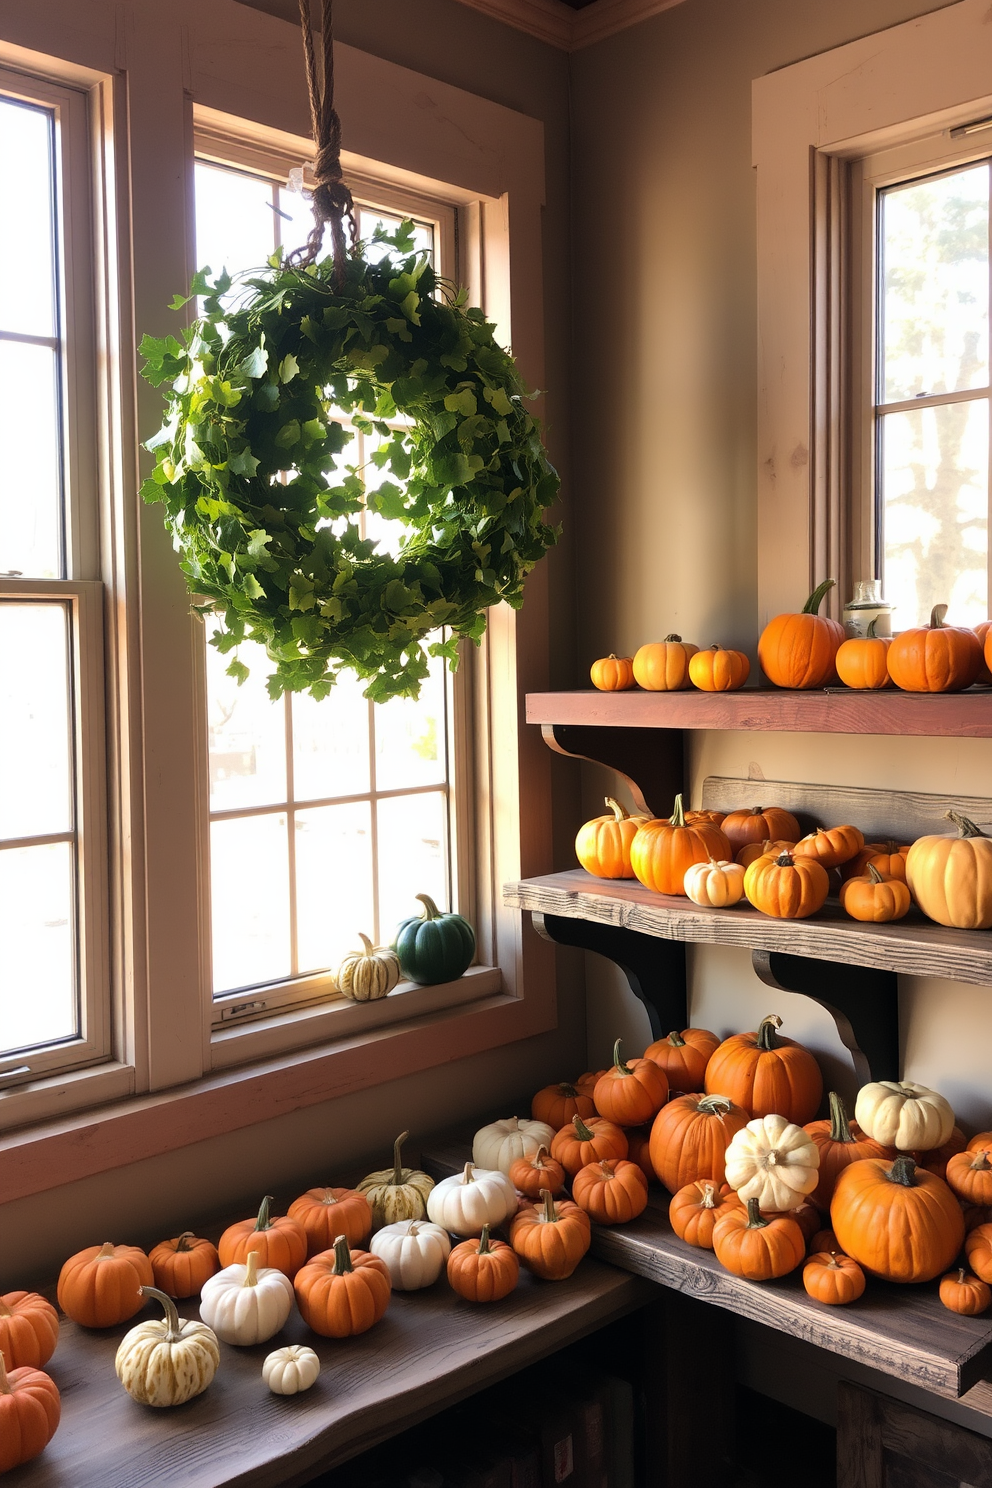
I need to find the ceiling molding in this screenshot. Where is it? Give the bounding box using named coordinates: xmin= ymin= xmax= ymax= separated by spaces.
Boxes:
xmin=571 ymin=0 xmax=688 ymax=48
xmin=451 ymin=0 xmax=689 ymax=51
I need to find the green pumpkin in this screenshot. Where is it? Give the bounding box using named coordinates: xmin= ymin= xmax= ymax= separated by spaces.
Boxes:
xmin=394 ymin=894 xmax=476 ymax=985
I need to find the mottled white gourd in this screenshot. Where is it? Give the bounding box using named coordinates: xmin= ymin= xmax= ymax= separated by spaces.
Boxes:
xmin=471 ymin=1117 xmax=557 ymax=1175
xmin=335 ymin=935 xmax=401 ymax=1002
xmin=724 ymin=1114 xmax=820 ymax=1212
xmin=426 ymin=1161 xmax=517 ymax=1237
xmin=198 ymin=1250 xmax=294 ymax=1345
xmin=115 ymin=1286 xmax=219 ymax=1407
xmin=854 ymin=1080 xmax=954 ymax=1151
xmin=369 ymin=1219 xmax=451 ymax=1290
xmin=262 ymin=1345 xmax=320 ymax=1395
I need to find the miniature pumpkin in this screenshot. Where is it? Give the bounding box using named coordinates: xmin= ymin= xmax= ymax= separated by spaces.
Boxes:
xmin=575 ymin=1068 xmax=607 ymax=1096
xmin=217 ymin=1195 xmax=307 ymax=1280
xmin=976 ymin=621 xmax=992 ymax=684
xmin=831 ymin=1155 xmax=965 ymax=1282
xmin=803 ymin=1252 xmax=866 ymax=1305
xmin=985 ymin=624 xmax=992 ymax=680
xmin=0 ymin=1292 xmax=58 ymax=1372
xmin=743 ymin=851 xmax=829 ymax=920
xmin=757 ymin=579 xmax=844 ymax=690
xmin=288 ymin=1187 xmax=373 ymax=1258
xmin=793 ymin=824 xmax=865 ymax=868
xmin=809 ymin=1228 xmax=839 ymax=1255
xmin=294 ymin=1234 xmax=391 ymax=1337
xmin=149 ymin=1233 xmax=220 ymax=1299
xmin=571 ymin=1159 xmax=649 ymax=1225
xmin=632 ymin=635 xmax=699 ymax=691
xmin=575 ymin=797 xmax=651 ymax=880
xmin=509 ymin=1145 xmax=567 ymax=1198
xmin=686 ymin=809 xmax=726 ymax=829
xmin=712 ymin=1198 xmax=805 ymax=1280
xmin=57 ymin=1241 xmax=154 ymax=1328
xmin=918 ymin=1125 xmax=968 ymax=1179
xmin=803 ymin=1091 xmax=892 ymax=1209
xmin=552 ymin=1114 xmax=628 ymax=1176
xmin=0 ymin=1350 xmax=60 ymax=1473
xmin=625 ymin=1126 xmax=656 ymax=1184
xmin=887 ymin=603 xmax=982 ymax=692
xmin=509 ymin=1189 xmax=592 ymax=1279
xmin=688 ymin=644 xmax=750 ymax=692
xmin=473 ymin=1116 xmax=557 ymax=1176
xmin=906 ymin=811 xmax=992 ymax=929
xmin=854 ymin=1081 xmax=954 ymax=1152
xmin=447 ymin=1225 xmax=519 ymax=1302
xmin=704 ymin=1014 xmax=823 ymax=1125
xmin=115 ymin=1286 xmax=220 ymax=1407
xmin=357 ymin=1130 xmax=435 ymax=1229
xmin=426 ymin=1161 xmax=517 ymax=1236
xmin=531 ymin=1081 xmax=596 ymax=1130
xmin=839 ymin=864 xmax=911 ymax=923
xmin=940 ymin=1268 xmax=991 ymax=1316
xmin=369 ymin=1219 xmax=451 ymax=1290
xmin=199 ymin=1250 xmax=294 ymax=1345
xmin=724 ymin=1115 xmax=820 ymax=1212
xmin=335 ymin=933 xmax=401 ymax=1001
xmin=668 ymin=1181 xmax=741 ymax=1249
xmin=720 ymin=806 xmax=802 ymax=855
xmin=683 ymin=858 xmax=746 ymax=907
xmin=786 ymin=1198 xmax=824 ymax=1244
xmin=834 ymin=622 xmax=893 ymax=690
xmin=841 ymin=840 xmax=912 ymax=885
xmin=394 ymin=893 xmax=475 ymax=984
xmin=593 ymin=1038 xmax=669 ymax=1127
xmin=946 ymin=1150 xmax=992 ymax=1206
xmin=630 ymin=794 xmax=732 ymax=895
xmin=643 ymin=1027 xmax=720 ymax=1093
xmin=590 ymin=654 xmax=635 ymax=691
xmin=262 ymin=1344 xmax=321 ymax=1395
xmin=736 ymin=838 xmax=797 ymax=868
xmin=649 ymin=1092 xmax=750 ymax=1194
xmin=968 ymin=1132 xmax=992 ymax=1158
xmin=966 ymin=1224 xmax=992 ymax=1283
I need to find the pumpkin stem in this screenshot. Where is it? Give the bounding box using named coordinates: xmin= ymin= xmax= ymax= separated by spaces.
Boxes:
xmin=867 ymin=617 xmax=879 ymax=639
xmin=866 ymin=864 xmax=885 ymax=885
xmin=930 ymin=603 xmax=949 ymax=629
xmin=97 ymin=1242 xmax=116 ymax=1259
xmin=174 ymin=1231 xmax=196 ymax=1253
xmin=540 ymin=1188 xmax=558 ymax=1224
xmin=415 ymin=893 xmax=443 ymax=921
xmin=358 ymin=932 xmax=375 ymax=955
xmin=462 ymin=1161 xmax=476 ymax=1185
xmin=138 ymin=1285 xmax=183 ymax=1343
xmin=332 ymin=1234 xmax=354 ymax=1274
xmin=827 ymin=1090 xmax=855 ymax=1145
xmin=598 ymin=1160 xmax=616 ymax=1178
xmin=697 ymin=1094 xmax=734 ymax=1115
xmin=827 ymin=1254 xmax=843 ymax=1269
xmin=945 ymin=810 xmax=987 ymax=839
xmin=973 ymin=1152 xmax=992 ymax=1173
xmin=744 ymin=1198 xmax=770 ymax=1229
xmin=244 ymin=1250 xmax=260 ymax=1287
xmin=755 ymin=1014 xmax=784 ymax=1052
xmin=392 ymin=1131 xmax=409 ymax=1186
xmin=573 ymin=1114 xmax=595 ymax=1141
xmin=774 ymin=852 xmax=796 ymax=866
xmin=533 ymin=1145 xmax=551 ymax=1167
xmin=667 ymin=1030 xmax=687 ymax=1048
xmin=320 ymin=1189 xmax=340 ymax=1206
xmin=0 ymin=1298 xmax=11 ymax=1318
xmin=605 ymin=797 xmax=628 ymax=823
xmin=254 ymin=1195 xmax=276 ymax=1232
xmin=959 ymin=1267 xmax=967 ymax=1284
xmin=612 ymin=1038 xmax=632 ymax=1076
xmin=0 ymin=1351 xmax=10 ymax=1395
xmin=699 ymin=1183 xmax=717 ymax=1209
xmin=889 ymin=1155 xmax=918 ymax=1187
xmin=557 ymin=1082 xmax=579 ymax=1098
xmin=669 ymin=793 xmax=687 ymax=828
xmin=477 ymin=1224 xmax=493 ymax=1255
xmin=663 ymin=633 xmax=683 ymax=643
xmin=803 ymin=579 xmax=836 ymax=615
xmin=749 ymin=806 xmax=765 ymax=817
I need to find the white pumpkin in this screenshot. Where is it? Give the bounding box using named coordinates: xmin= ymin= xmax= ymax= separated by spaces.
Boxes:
xmin=262 ymin=1345 xmax=321 ymax=1396
xmin=336 ymin=934 xmax=401 ymax=1002
xmin=683 ymin=858 xmax=746 ymax=908
xmin=472 ymin=1117 xmax=557 ymax=1175
xmin=854 ymin=1080 xmax=954 ymax=1151
xmin=199 ymin=1250 xmax=294 ymax=1345
xmin=369 ymin=1219 xmax=451 ymax=1290
xmin=724 ymin=1114 xmax=820 ymax=1213
xmin=426 ymin=1161 xmax=517 ymax=1236
xmin=115 ymin=1286 xmax=220 ymax=1408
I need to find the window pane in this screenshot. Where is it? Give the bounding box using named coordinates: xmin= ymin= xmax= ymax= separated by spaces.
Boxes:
xmin=211 ymin=814 xmax=291 ymax=992
xmin=0 ymin=340 xmax=62 ymax=578
xmin=295 ymin=802 xmax=374 ymax=973
xmin=881 ymin=165 xmax=989 ymax=404
xmin=376 ymin=791 xmax=449 ymax=947
xmin=194 ymin=162 xmax=275 ymax=292
xmin=292 ymin=676 xmax=370 ymax=802
xmin=880 ymin=398 xmax=988 ymax=629
xmin=358 ymin=208 xmax=434 ymax=266
xmin=0 ymin=602 xmax=72 ymax=840
xmin=0 ymin=841 xmax=75 ymax=1055
xmin=207 ymin=625 xmax=287 ymax=811
xmin=0 ymin=96 xmax=55 ymax=339
xmin=374 ymin=655 xmax=446 ymax=791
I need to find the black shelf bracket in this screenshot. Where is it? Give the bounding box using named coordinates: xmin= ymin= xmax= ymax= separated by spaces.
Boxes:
xmin=534 ymin=912 xmax=687 ymax=1040
xmin=751 ymin=949 xmax=899 ymax=1085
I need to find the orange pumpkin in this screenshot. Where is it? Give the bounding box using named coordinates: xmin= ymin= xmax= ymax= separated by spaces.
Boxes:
xmin=643 ymin=1027 xmax=720 ymax=1093
xmin=669 ymin=1181 xmax=741 ymax=1249
xmin=57 ymin=1242 xmax=154 ymax=1328
xmin=787 ymin=1198 xmax=825 ymax=1245
xmin=940 ymin=1267 xmax=991 ymax=1315
xmin=839 ymin=864 xmax=911 ymax=923
xmin=840 ymin=841 xmax=912 ymax=885
xmin=0 ymin=1352 xmax=60 ymax=1474
xmin=905 ymin=812 xmax=992 ymax=930
xmin=705 ymin=1014 xmax=823 ymax=1124
xmin=294 ymin=1234 xmax=391 ymax=1336
xmin=887 ymin=604 xmax=983 ymax=692
xmin=803 ymin=1251 xmax=866 ymax=1305
xmin=968 ymin=1131 xmax=992 ymax=1158
xmin=531 ymin=1081 xmax=596 ymax=1131
xmin=974 ymin=622 xmax=992 ymax=685
xmin=572 ymin=1159 xmax=649 ymax=1225
xmin=984 ymin=624 xmax=992 ymax=682
xmin=594 ymin=1039 xmax=669 ymax=1127
xmin=744 ymin=850 xmax=829 ymax=920
xmin=509 ymin=1189 xmax=591 ymax=1279
xmin=712 ymin=1197 xmax=806 ymax=1280
xmin=288 ymin=1188 xmax=374 ymax=1259
xmin=0 ymin=1293 xmax=58 ymax=1372
xmin=947 ymin=1149 xmax=992 ymax=1207
xmin=757 ymin=580 xmax=845 ymax=690
xmin=720 ymin=806 xmax=802 ymax=855
xmin=809 ymin=1228 xmax=839 ymax=1255
xmin=624 ymin=1126 xmax=656 ymax=1185
xmin=551 ymin=1114 xmax=628 ymax=1176
xmin=963 ymin=1204 xmax=992 ymax=1234
xmin=630 ymin=794 xmax=731 ymax=895
xmin=834 ymin=622 xmax=893 ymax=690
xmin=509 ymin=1145 xmax=567 ymax=1199
xmin=447 ymin=1224 xmax=520 ymax=1302
xmin=688 ymin=644 xmax=750 ymax=692
xmin=575 ymin=797 xmax=651 ymax=880
xmin=793 ymin=824 xmax=865 ymax=868
xmin=917 ymin=1126 xmax=968 ymax=1180
xmin=649 ymin=1092 xmax=750 ymax=1194
xmin=575 ymin=1069 xmax=607 ymax=1098
xmin=218 ymin=1195 xmax=308 ymax=1280
xmin=148 ymin=1233 xmax=220 ymax=1299
xmin=632 ymin=635 xmax=699 ymax=691
xmin=686 ymin=809 xmax=726 ymax=829
xmin=736 ymin=838 xmax=797 ymax=868
xmin=590 ymin=654 xmax=636 ymax=691
xmin=831 ymin=1155 xmax=965 ymax=1283
xmin=804 ymin=1091 xmax=892 ymax=1210
xmin=966 ymin=1223 xmax=992 ymax=1283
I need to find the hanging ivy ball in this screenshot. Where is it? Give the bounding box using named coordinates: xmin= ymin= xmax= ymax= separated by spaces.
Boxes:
xmin=139 ymin=222 xmax=559 ymax=700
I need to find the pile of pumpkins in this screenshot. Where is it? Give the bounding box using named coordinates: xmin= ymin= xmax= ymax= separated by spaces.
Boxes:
xmin=576 ymin=794 xmax=992 ymax=930
xmin=591 ymin=581 xmax=992 ymax=694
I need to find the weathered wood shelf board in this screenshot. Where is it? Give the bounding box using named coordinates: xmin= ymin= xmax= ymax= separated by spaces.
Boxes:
xmin=526 ymin=688 xmax=992 ymax=738
xmin=504 ymin=869 xmax=992 ymax=985
xmin=10 ymin=1263 xmax=651 ymax=1488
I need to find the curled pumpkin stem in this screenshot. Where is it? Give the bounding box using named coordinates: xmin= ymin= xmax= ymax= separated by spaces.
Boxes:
xmin=803 ymin=579 xmax=835 ymax=615
xmin=756 ymin=1014 xmax=784 ymax=1051
xmin=945 ymin=811 xmax=986 ymax=839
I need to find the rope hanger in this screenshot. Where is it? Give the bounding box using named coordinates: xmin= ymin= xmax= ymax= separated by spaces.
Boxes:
xmin=290 ymin=0 xmax=357 ymax=278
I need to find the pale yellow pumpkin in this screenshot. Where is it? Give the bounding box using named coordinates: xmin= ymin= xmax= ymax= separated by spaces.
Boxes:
xmin=683 ymin=858 xmax=746 ymax=908
xmin=854 ymin=1081 xmax=954 ymax=1152
xmin=357 ymin=1131 xmax=435 ymax=1230
xmin=336 ymin=934 xmax=401 ymax=1002
xmin=905 ymin=811 xmax=992 ymax=930
xmin=115 ymin=1287 xmax=219 ymax=1408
